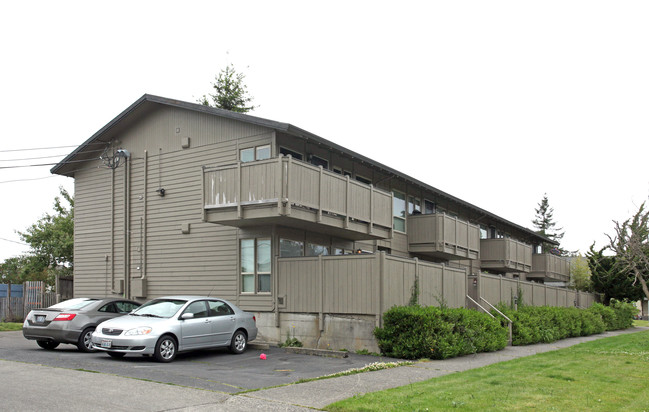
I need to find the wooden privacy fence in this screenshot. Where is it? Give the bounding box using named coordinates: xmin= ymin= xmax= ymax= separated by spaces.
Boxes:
xmin=472 ymin=272 xmax=598 ymax=308
xmin=277 ymin=251 xmax=467 ymax=328
xmin=0 ymin=281 xmax=66 ymax=322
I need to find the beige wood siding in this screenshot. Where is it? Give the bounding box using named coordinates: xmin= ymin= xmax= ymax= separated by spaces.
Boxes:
xmin=107 ymin=105 xmax=272 ymax=155
xmin=72 ymin=106 xmax=275 ymax=303
xmin=73 ymin=166 xmax=115 ymax=297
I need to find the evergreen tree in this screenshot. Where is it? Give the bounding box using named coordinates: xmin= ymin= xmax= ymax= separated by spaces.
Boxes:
xmin=586 ymin=244 xmax=643 ymax=304
xmin=198 ymin=64 xmax=256 ymax=113
xmin=532 ymin=193 xmax=567 ymax=254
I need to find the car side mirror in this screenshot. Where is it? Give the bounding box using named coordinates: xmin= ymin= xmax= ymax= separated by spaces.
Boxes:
xmin=180 ymin=313 xmax=194 ymax=320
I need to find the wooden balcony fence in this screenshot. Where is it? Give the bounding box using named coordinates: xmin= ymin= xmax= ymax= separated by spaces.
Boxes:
xmin=529 ymin=253 xmax=571 ymax=282
xmin=480 ymin=238 xmax=532 ymax=273
xmin=407 ymin=213 xmax=480 ymax=260
xmin=203 ymin=156 xmax=393 ymax=240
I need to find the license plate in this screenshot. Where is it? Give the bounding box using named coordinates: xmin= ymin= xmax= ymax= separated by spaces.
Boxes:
xmin=35 ymin=315 xmax=46 ymax=323
xmin=101 ymin=340 xmax=112 ymax=348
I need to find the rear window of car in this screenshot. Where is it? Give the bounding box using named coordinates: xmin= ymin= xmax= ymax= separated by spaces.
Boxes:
xmin=49 ymin=298 xmax=98 ymax=310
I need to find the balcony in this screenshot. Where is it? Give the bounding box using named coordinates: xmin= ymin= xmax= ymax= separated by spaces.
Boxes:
xmin=528 ymin=253 xmax=570 ymax=283
xmin=407 ymin=213 xmax=480 ymax=260
xmin=202 ymin=156 xmax=393 ymax=240
xmin=480 ymin=238 xmax=532 ymax=273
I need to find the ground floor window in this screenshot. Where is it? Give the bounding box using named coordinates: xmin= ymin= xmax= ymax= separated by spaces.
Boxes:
xmin=306 ymin=243 xmax=329 ymax=256
xmin=240 ymin=238 xmax=271 ymax=293
xmin=280 ymin=238 xmax=304 ymax=257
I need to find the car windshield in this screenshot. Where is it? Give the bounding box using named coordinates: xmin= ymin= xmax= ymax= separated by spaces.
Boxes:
xmin=49 ymin=298 xmax=98 ymax=310
xmin=132 ymin=299 xmax=187 ymax=318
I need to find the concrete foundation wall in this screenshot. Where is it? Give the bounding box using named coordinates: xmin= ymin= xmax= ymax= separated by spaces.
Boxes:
xmin=253 ymin=312 xmax=380 ymax=353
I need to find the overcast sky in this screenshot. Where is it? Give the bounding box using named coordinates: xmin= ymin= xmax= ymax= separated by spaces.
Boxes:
xmin=1 ymin=1 xmax=648 ymax=262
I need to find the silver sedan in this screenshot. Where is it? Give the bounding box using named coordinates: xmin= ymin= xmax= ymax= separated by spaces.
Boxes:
xmin=90 ymin=296 xmax=258 ymax=362
xmin=22 ymin=298 xmax=141 ymax=352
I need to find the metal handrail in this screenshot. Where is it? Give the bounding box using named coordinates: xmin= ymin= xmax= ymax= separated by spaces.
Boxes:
xmin=480 ymin=296 xmax=512 ymax=323
xmin=466 ymin=295 xmax=495 ymax=319
xmin=467 ymin=295 xmax=513 ymax=345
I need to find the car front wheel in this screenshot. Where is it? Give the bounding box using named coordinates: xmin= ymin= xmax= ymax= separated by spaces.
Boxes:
xmin=37 ymin=340 xmax=60 ymax=350
xmin=77 ymin=327 xmax=96 ymax=352
xmin=229 ymin=330 xmax=247 ymax=354
xmin=154 ymin=335 xmax=177 ymax=362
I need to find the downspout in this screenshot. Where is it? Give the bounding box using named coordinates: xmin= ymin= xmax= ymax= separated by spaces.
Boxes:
xmin=111 ymin=166 xmax=115 ymax=294
xmin=122 ymin=151 xmax=131 ymax=298
xmin=142 ymin=150 xmax=147 ymax=280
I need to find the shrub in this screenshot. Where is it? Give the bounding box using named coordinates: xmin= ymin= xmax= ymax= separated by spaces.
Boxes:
xmin=374 ymin=306 xmax=507 ymax=360
xmin=589 ymin=300 xmax=637 ymax=330
xmin=496 ymin=304 xmax=606 ymax=345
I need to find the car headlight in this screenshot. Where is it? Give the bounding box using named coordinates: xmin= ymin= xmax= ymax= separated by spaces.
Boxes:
xmin=125 ymin=326 xmax=153 ymax=336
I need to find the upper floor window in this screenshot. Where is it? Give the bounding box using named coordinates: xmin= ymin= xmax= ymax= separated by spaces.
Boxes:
xmin=479 ymin=225 xmax=488 ymax=239
xmin=393 ymin=190 xmax=406 ymax=232
xmin=240 ymin=238 xmax=271 ymax=293
xmin=240 ymin=144 xmax=271 ymax=162
xmin=408 ymin=196 xmax=421 ymax=215
xmin=424 ymin=199 xmax=435 ymax=215
xmin=309 ymin=155 xmax=328 ymax=169
xmin=356 ymin=175 xmax=372 ymax=185
xmin=333 ymin=167 xmax=352 ymax=177
xmin=280 ymin=147 xmax=303 ymax=160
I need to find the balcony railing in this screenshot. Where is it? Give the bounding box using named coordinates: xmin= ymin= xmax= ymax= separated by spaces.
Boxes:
xmin=202 ymin=156 xmax=393 ymax=240
xmin=480 ymin=238 xmax=532 ymax=273
xmin=407 ymin=213 xmax=480 ymax=260
xmin=528 ymin=253 xmax=570 ymax=282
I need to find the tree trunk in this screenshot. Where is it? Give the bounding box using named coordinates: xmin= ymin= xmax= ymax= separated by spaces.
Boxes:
xmin=636 ymin=271 xmax=649 ymax=302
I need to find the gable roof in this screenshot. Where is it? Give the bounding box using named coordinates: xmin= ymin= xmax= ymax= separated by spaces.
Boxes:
xmin=51 ymin=94 xmax=556 ymax=245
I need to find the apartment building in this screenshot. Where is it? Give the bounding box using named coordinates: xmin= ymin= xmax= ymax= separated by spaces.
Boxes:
xmin=52 ymin=94 xmax=570 ymax=348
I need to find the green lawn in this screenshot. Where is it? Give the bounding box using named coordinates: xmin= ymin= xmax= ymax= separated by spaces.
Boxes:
xmin=0 ymin=323 xmax=23 ymax=332
xmin=633 ymin=319 xmax=648 ymax=327
xmin=328 ymin=330 xmax=649 ymax=411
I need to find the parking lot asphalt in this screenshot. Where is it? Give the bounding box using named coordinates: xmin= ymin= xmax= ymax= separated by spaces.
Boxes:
xmin=2 ymin=327 xmax=647 ymax=411
xmin=0 ymin=331 xmax=394 ymax=393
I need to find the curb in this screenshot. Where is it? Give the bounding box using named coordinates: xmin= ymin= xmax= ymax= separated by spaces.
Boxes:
xmin=281 ymin=346 xmax=349 ymax=358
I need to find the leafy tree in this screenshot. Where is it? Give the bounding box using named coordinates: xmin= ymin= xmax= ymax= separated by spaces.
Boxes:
xmin=532 ymin=193 xmax=568 ymax=254
xmin=0 ymin=255 xmax=49 ymax=285
xmin=606 ymin=202 xmax=649 ymax=302
xmin=198 ymin=64 xmax=256 ymax=113
xmin=570 ymin=254 xmax=592 ymax=291
xmin=586 ymin=244 xmax=643 ymax=304
xmin=16 ymin=187 xmax=73 ymax=279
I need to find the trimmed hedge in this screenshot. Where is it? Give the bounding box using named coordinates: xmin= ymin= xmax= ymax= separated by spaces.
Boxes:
xmin=375 ymin=301 xmax=637 ymax=359
xmin=589 ymin=300 xmax=636 ymax=330
xmin=496 ymin=305 xmax=605 ymax=345
xmin=496 ymin=300 xmax=637 ymax=346
xmin=374 ymin=306 xmax=507 ymax=360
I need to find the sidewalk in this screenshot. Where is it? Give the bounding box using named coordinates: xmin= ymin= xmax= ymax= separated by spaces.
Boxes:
xmin=217 ymin=327 xmax=649 ymax=411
